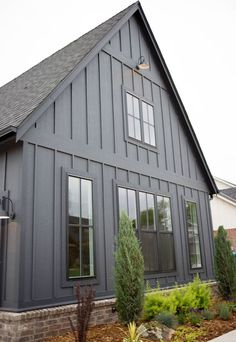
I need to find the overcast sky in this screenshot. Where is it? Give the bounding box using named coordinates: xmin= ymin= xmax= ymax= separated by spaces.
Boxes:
xmin=1 ymin=0 xmax=236 ymax=184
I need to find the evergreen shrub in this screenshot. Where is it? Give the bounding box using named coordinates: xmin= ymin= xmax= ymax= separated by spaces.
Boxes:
xmin=214 ymin=225 xmax=236 ymax=299
xmin=114 ymin=212 xmax=144 ymax=323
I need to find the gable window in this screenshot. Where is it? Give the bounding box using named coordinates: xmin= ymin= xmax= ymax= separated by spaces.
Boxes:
xmin=185 ymin=201 xmax=202 ymax=269
xmin=118 ymin=186 xmax=175 ymax=273
xmin=126 ymin=92 xmax=156 ymax=147
xmin=68 ymin=176 xmax=94 ymax=278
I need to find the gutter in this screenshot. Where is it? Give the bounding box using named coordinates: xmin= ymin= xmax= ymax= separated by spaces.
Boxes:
xmin=0 ymin=126 xmax=17 ymax=139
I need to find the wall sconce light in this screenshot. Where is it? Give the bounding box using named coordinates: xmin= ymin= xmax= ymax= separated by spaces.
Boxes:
xmin=0 ymin=193 xmax=15 ymax=220
xmin=136 ymin=56 xmax=149 ymax=70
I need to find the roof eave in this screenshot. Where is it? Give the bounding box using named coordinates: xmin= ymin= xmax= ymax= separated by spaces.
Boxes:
xmin=0 ymin=126 xmax=17 ymax=139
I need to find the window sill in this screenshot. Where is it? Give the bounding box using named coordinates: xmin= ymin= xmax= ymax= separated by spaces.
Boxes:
xmin=126 ymin=135 xmax=159 ymax=153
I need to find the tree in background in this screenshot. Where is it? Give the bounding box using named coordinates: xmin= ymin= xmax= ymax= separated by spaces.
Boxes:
xmin=114 ymin=212 xmax=144 ymax=323
xmin=214 ymin=225 xmax=236 ymax=299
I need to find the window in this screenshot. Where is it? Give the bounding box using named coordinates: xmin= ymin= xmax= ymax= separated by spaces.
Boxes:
xmin=126 ymin=93 xmax=141 ymax=141
xmin=126 ymin=92 xmax=156 ymax=147
xmin=157 ymin=196 xmax=175 ymax=272
xmin=118 ymin=187 xmax=137 ymax=229
xmin=118 ymin=186 xmax=176 ymax=273
xmin=142 ymin=101 xmax=156 ymax=146
xmin=185 ymin=201 xmax=202 ymax=269
xmin=68 ymin=176 xmax=94 ymax=278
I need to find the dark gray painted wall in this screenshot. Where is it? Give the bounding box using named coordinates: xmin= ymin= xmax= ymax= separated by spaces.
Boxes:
xmin=0 ymin=141 xmax=22 ymax=309
xmin=1 ymin=14 xmax=214 ymax=310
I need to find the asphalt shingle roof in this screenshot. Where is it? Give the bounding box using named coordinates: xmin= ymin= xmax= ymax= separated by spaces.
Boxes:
xmin=0 ymin=3 xmax=136 ymax=134
xmin=221 ymin=187 xmax=236 ymax=202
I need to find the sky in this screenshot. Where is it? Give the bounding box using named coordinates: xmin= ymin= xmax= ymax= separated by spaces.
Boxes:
xmin=1 ymin=0 xmax=236 ymax=184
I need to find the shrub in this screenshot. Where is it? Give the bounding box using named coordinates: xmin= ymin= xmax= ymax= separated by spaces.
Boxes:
xmin=143 ymin=275 xmax=211 ymax=320
xmin=202 ymin=310 xmax=215 ymax=320
xmin=69 ymin=284 xmax=95 ymax=342
xmin=218 ymin=303 xmax=232 ymax=320
xmin=187 ymin=312 xmax=203 ymax=326
xmin=172 ymin=326 xmax=205 ymax=342
xmin=214 ymin=225 xmax=236 ymax=299
xmin=155 ymin=311 xmax=178 ymax=329
xmin=115 ymin=213 xmax=144 ymax=323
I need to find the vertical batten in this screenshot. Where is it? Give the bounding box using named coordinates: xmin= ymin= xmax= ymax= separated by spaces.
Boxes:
xmin=110 ymin=56 xmax=116 ymax=153
xmin=168 ymin=98 xmax=176 ymax=173
xmin=98 ymin=53 xmax=103 ymax=149
xmin=159 ymin=87 xmax=168 ymax=171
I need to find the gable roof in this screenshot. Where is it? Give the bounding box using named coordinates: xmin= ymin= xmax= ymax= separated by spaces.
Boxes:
xmin=0 ymin=2 xmax=136 ymax=135
xmin=0 ymin=2 xmax=217 ymax=194
xmin=220 ymin=187 xmax=236 ymax=203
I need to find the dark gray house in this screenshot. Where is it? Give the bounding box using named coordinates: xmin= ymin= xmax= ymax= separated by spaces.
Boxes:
xmin=0 ymin=2 xmax=217 ymax=313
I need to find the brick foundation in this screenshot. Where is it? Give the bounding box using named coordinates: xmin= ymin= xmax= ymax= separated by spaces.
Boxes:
xmin=0 ymin=298 xmax=118 ymax=342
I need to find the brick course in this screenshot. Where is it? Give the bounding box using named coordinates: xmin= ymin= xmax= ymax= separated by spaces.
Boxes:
xmin=0 ymin=298 xmax=117 ymax=342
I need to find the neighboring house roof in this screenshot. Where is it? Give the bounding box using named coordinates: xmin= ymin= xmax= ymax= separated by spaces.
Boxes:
xmin=214 ymin=176 xmax=236 ymax=190
xmin=220 ymin=187 xmax=236 ymax=203
xmin=0 ymin=1 xmax=217 ymax=194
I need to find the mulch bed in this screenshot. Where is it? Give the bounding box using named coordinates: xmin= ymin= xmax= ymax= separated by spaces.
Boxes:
xmin=44 ymin=311 xmax=236 ymax=342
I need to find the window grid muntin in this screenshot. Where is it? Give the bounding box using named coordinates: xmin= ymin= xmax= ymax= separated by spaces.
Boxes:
xmin=118 ymin=186 xmax=176 ymax=273
xmin=126 ymin=92 xmax=156 ymax=147
xmin=68 ymin=176 xmax=94 ymax=279
xmin=142 ymin=101 xmax=156 ymax=146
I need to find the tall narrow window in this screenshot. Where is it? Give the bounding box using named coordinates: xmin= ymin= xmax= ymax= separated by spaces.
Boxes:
xmin=185 ymin=201 xmax=202 ymax=269
xmin=68 ymin=176 xmax=94 ymax=278
xmin=118 ymin=187 xmax=137 ymax=229
xmin=157 ymin=196 xmax=175 ymax=271
xmin=139 ymin=192 xmax=158 ymax=272
xmin=126 ymin=93 xmax=141 ymax=141
xmin=142 ymin=101 xmax=156 ymax=146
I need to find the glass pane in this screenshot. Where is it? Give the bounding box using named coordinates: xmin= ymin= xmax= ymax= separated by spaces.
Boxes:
xmin=118 ymin=187 xmax=128 ymax=215
xmin=81 ymin=179 xmax=93 ymax=225
xmin=127 ymin=189 xmax=137 ymax=229
xmin=157 ymin=196 xmax=172 ymax=232
xmin=159 ymin=233 xmax=175 ymax=271
xmin=149 ymin=125 xmax=156 ymax=146
xmin=186 ymin=201 xmax=202 ymax=268
xmin=126 ymin=93 xmax=133 ymax=115
xmin=68 ymin=176 xmax=80 ymax=225
xmin=128 ymin=115 xmax=135 ymax=138
xmin=143 ymin=123 xmax=150 ymax=144
xmin=147 ymin=194 xmax=155 ymax=230
xmin=134 ymin=118 xmax=141 ymax=140
xmin=139 ymin=192 xmax=147 ymax=230
xmin=133 ymin=96 xmax=140 ymax=118
xmin=148 ymin=104 xmax=154 ymax=124
xmin=142 ymin=102 xmax=148 ymax=122
xmin=141 ymin=231 xmax=158 ymax=272
xmin=68 ymin=226 xmax=80 ymax=278
xmin=81 ymin=227 xmax=94 ymax=276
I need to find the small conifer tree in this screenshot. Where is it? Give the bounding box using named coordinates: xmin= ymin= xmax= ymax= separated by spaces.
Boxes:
xmin=114 ymin=212 xmax=144 ymax=323
xmin=214 ymin=225 xmax=236 ymax=298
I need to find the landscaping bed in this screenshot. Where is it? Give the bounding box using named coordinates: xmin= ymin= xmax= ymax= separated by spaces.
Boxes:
xmin=44 ymin=311 xmax=236 ymax=342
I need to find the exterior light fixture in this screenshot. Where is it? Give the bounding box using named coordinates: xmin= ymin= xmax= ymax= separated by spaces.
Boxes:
xmin=136 ymin=56 xmax=149 ymax=70
xmin=0 ymin=193 xmax=15 ymax=220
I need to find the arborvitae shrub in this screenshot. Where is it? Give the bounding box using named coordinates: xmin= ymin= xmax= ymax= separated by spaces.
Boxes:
xmin=214 ymin=226 xmax=236 ymax=299
xmin=114 ymin=212 xmax=144 ymax=323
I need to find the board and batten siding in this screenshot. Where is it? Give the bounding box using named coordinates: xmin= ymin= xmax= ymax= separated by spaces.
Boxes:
xmin=17 ymin=13 xmax=214 ymax=309
xmin=0 ymin=143 xmax=22 ymax=308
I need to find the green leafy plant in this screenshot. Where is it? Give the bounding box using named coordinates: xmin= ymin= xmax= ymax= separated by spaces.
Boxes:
xmin=155 ymin=311 xmax=178 ymax=329
xmin=177 ymin=312 xmax=186 ymax=325
xmin=143 ymin=275 xmax=211 ymax=320
xmin=214 ymin=225 xmax=236 ymax=299
xmin=115 ymin=213 xmax=144 ymax=323
xmin=187 ymin=312 xmax=203 ymax=326
xmin=202 ymin=310 xmax=215 ymax=320
xmin=172 ymin=326 xmax=205 ymax=342
xmin=122 ymin=322 xmax=146 ymax=342
xmin=218 ymin=302 xmax=232 ymax=320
